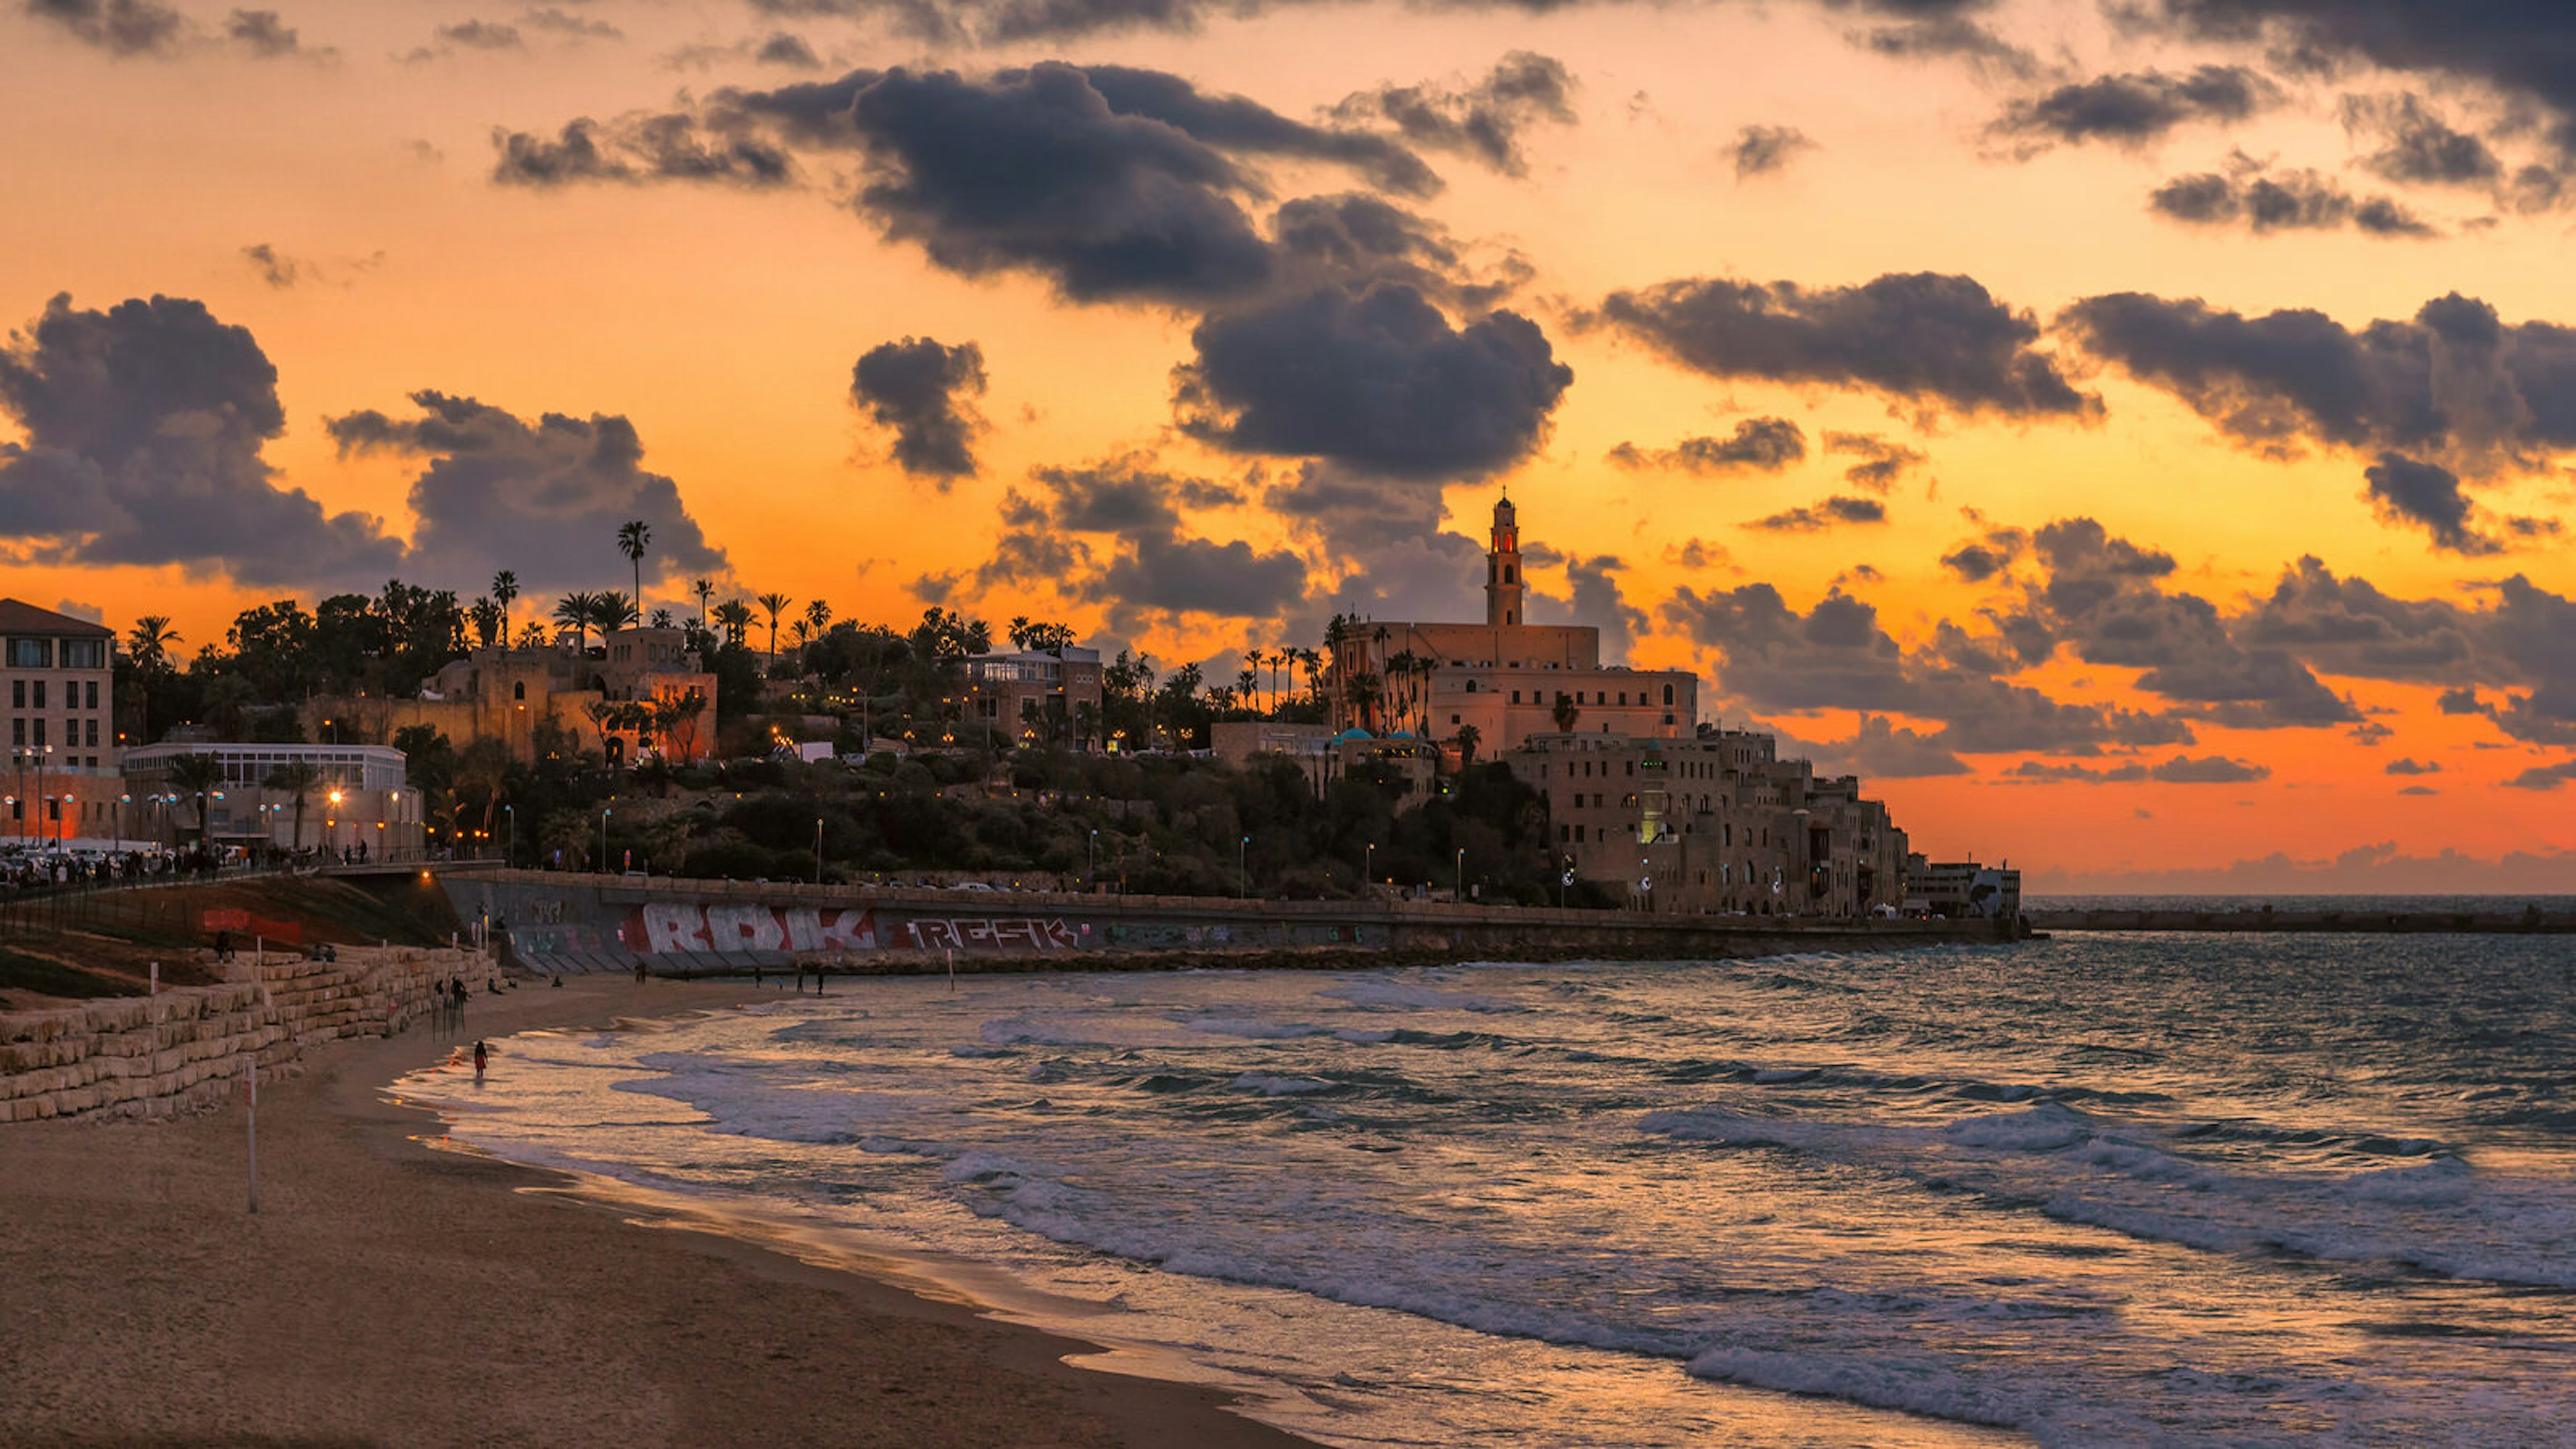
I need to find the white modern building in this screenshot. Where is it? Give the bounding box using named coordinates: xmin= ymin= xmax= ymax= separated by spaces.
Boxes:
xmin=119 ymin=743 xmax=423 ymax=856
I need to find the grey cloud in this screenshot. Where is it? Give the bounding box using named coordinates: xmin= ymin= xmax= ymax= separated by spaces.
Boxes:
xmin=1824 ymin=431 xmax=1924 ymax=491
xmin=1990 ymin=66 xmax=2274 ymax=153
xmin=2147 ymin=162 xmax=2435 ymax=237
xmin=1330 ymin=52 xmax=1577 ymax=178
xmin=1745 ymin=495 xmax=1886 ymax=531
xmin=1175 ymin=281 xmax=1571 ymax=480
xmin=521 ymin=7 xmax=621 ymax=40
xmin=0 ymin=292 xmax=402 ymax=587
xmin=325 ymin=390 xmax=726 ymax=596
xmin=2506 ymin=758 xmax=2576 ymax=790
xmin=963 ymin=455 xmax=1307 ymax=621
xmin=1595 ymin=270 xmax=2098 ymax=421
xmin=241 ymin=243 xmax=310 ymax=289
xmin=2384 ymin=757 xmax=2441 ymax=774
xmin=2005 ymin=754 xmax=2271 ymax=784
xmin=2363 ymin=451 xmax=2502 ymax=553
xmin=1818 ymin=715 xmax=1971 ymax=778
xmin=2345 ymin=93 xmax=2506 ymax=186
xmin=849 ymin=335 xmax=988 ymax=482
xmin=23 ymin=0 xmax=181 ymax=54
xmin=1732 ymin=124 xmax=1817 ymax=179
xmin=224 ymin=9 xmax=330 ymax=60
xmin=755 ymin=32 xmax=820 ymax=66
xmin=492 ymin=115 xmax=796 ymax=188
xmin=1610 ymin=417 xmax=1806 ymax=474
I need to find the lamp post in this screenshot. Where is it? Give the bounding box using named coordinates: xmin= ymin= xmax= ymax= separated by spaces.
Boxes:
xmin=600 ymin=807 xmax=611 ymax=873
xmin=1238 ymin=835 xmax=1250 ymax=899
xmin=813 ymin=816 xmax=824 ymax=885
xmin=1086 ymin=828 xmax=1097 ymax=891
xmin=115 ymin=794 xmax=128 ymax=856
xmin=1364 ymin=841 xmax=1375 ymax=894
xmin=504 ymin=803 xmax=515 ymax=867
xmin=1455 ymin=847 xmax=1464 ymax=903
xmin=327 ymin=789 xmax=343 ymax=859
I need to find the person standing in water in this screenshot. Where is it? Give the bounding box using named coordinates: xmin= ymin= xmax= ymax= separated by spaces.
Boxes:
xmin=473 ymin=1040 xmax=488 ymax=1083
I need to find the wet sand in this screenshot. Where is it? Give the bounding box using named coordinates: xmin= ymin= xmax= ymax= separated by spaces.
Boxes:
xmin=0 ymin=975 xmax=1318 ymax=1448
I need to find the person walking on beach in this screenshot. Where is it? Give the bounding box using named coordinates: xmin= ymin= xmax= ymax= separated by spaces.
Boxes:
xmin=473 ymin=1040 xmax=487 ymax=1083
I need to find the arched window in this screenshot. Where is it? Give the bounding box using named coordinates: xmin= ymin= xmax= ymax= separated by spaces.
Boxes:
xmin=1504 ymin=564 xmax=1516 ymax=584
xmin=1464 ymin=680 xmax=1479 ymax=692
xmin=513 ymin=682 xmax=526 ymax=701
xmin=1662 ymin=684 xmax=1674 ymax=706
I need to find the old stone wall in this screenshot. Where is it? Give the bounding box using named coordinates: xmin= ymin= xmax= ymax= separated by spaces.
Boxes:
xmin=0 ymin=946 xmax=496 ymax=1124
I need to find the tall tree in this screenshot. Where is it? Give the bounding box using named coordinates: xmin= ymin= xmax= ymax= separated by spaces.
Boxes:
xmin=552 ymin=591 xmax=596 ymax=653
xmin=589 ymin=591 xmax=636 ymax=639
xmin=692 ymin=577 xmax=714 ymax=629
xmin=712 ymin=598 xmax=755 ymax=647
xmin=616 ymin=520 xmax=651 ymax=620
xmin=468 ymin=596 xmax=503 ymax=648
xmin=490 ymin=570 xmax=519 ymax=645
xmin=804 ymin=598 xmax=832 ymax=636
xmin=127 ymin=615 xmax=180 ymax=671
xmin=757 ymin=592 xmax=792 ymax=665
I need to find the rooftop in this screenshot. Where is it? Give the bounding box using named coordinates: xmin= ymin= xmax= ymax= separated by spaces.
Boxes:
xmin=0 ymin=599 xmax=114 ymax=638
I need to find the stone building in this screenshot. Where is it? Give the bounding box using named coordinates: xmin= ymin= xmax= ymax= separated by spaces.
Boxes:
xmin=303 ymin=625 xmax=716 ymax=765
xmin=1326 ymin=496 xmax=1697 ymax=755
xmin=964 ymin=645 xmax=1104 ymax=746
xmin=3 ymin=599 xmax=118 ymax=843
xmin=1507 ymin=729 xmax=1910 ymax=916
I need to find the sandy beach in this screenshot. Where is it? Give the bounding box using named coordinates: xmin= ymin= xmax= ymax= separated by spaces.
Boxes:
xmin=0 ymin=975 xmax=1317 ymax=1448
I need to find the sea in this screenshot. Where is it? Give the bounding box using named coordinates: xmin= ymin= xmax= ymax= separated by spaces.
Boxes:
xmin=398 ymin=922 xmax=2576 ymax=1448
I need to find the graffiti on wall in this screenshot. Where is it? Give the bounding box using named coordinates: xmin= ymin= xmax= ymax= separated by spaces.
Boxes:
xmin=899 ymin=918 xmax=1081 ymax=952
xmin=621 ymin=903 xmax=879 ymax=955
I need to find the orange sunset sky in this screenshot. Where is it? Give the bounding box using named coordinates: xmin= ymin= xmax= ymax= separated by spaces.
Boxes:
xmin=3 ymin=0 xmax=2573 ymax=889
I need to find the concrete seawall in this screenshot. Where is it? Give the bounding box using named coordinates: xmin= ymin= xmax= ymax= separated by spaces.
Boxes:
xmin=0 ymin=945 xmax=498 ymax=1124
xmin=439 ymin=869 xmax=2010 ymax=977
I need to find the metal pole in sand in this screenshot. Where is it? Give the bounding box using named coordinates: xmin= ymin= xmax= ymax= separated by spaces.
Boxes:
xmin=150 ymin=960 xmax=158 ymax=996
xmin=947 ymin=947 xmax=955 ymax=992
xmin=244 ymin=1055 xmax=259 ymax=1215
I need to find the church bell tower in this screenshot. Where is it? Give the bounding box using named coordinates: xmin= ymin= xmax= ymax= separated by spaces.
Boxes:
xmin=1487 ymin=492 xmax=1524 ymax=628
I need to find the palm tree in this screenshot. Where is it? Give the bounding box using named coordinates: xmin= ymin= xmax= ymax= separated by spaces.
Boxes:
xmin=553 ymin=591 xmax=596 ymax=652
xmin=1455 ymin=722 xmax=1481 ymax=770
xmin=691 ymin=577 xmax=714 ymax=629
xmin=166 ymin=753 xmax=226 ymax=847
xmin=490 ymin=570 xmax=519 ymax=644
xmin=127 ymin=615 xmax=180 ymax=671
xmin=468 ymin=596 xmax=502 ymax=648
xmin=1295 ymin=647 xmax=1322 ymax=710
xmin=756 ymin=592 xmax=792 ymax=665
xmin=616 ymin=520 xmax=651 ymax=619
xmin=712 ymin=598 xmax=755 ymax=647
xmin=262 ymin=761 xmax=322 ymax=856
xmin=651 ymin=607 xmax=674 ymax=629
xmin=804 ymin=598 xmax=832 ymax=637
xmin=589 ymin=590 xmax=635 ymax=639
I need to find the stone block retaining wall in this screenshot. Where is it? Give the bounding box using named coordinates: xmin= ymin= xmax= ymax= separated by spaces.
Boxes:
xmin=0 ymin=947 xmax=496 ymax=1124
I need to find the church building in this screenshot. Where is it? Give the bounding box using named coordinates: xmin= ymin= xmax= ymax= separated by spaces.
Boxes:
xmin=1326 ymin=496 xmax=1697 ymax=754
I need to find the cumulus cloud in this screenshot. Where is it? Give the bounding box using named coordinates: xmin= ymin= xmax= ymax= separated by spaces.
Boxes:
xmin=2343 ymin=93 xmax=2505 ymax=187
xmin=1175 ymin=280 xmax=1571 ymax=480
xmin=2363 ymin=452 xmax=2500 ymax=553
xmin=2004 ymin=754 xmax=2272 ymax=784
xmin=491 ymin=115 xmax=796 ymax=188
xmin=325 ymin=390 xmax=727 ymax=594
xmin=2384 ymin=757 xmax=2442 ymax=775
xmin=1731 ymin=123 xmax=1817 ymax=179
xmin=1823 ymin=431 xmax=1924 ymax=491
xmin=849 ymin=336 xmax=988 ymax=482
xmin=1609 ymin=417 xmax=1806 ymax=474
xmin=2147 ymin=158 xmax=2435 ymax=237
xmin=23 ymin=0 xmax=182 ymax=54
xmin=1594 ymin=270 xmax=2098 ymax=421
xmin=956 ymin=454 xmax=1307 ymax=625
xmin=0 ymin=292 xmax=402 ymax=587
xmin=1989 ymin=66 xmax=2275 ymax=154
xmin=1815 ymin=714 xmax=1970 ymax=777
xmin=1745 ymin=495 xmax=1886 ymax=531
xmin=2507 ymin=758 xmax=2576 ymax=790
xmin=1331 ymin=52 xmax=1577 ymax=178
xmin=223 ymin=9 xmax=330 ymax=60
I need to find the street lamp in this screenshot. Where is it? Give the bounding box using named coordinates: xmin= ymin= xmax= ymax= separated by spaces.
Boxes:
xmin=1238 ymin=835 xmax=1250 ymax=898
xmin=115 ymin=794 xmax=129 ymax=855
xmin=504 ymin=803 xmax=516 ymax=867
xmin=328 ymin=789 xmax=343 ymax=857
xmin=814 ymin=816 xmax=824 ymax=885
xmin=1364 ymin=841 xmax=1375 ymax=892
xmin=600 ymin=807 xmax=612 ymax=873
xmin=1086 ymin=827 xmax=1097 ymax=890
xmin=1455 ymin=847 xmax=1464 ymax=902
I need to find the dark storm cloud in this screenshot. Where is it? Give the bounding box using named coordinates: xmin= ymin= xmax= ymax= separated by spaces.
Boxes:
xmin=1732 ymin=124 xmax=1818 ymax=179
xmin=493 ymin=65 xmax=1466 ymax=306
xmin=1659 ymin=580 xmax=2196 ymax=754
xmin=1823 ymin=431 xmax=1924 ymax=491
xmin=849 ymin=335 xmax=988 ymax=482
xmin=1989 ymin=66 xmax=2274 ymax=152
xmin=959 ymin=455 xmax=1307 ymax=621
xmin=23 ymin=0 xmax=182 ymax=54
xmin=2363 ymin=452 xmax=2498 ymax=553
xmin=2147 ymin=160 xmax=2436 ymax=237
xmin=1992 ymin=517 xmax=2361 ymax=729
xmin=1744 ymin=495 xmax=1886 ymax=531
xmin=491 ymin=115 xmax=797 ymax=187
xmin=1175 ymin=280 xmax=1571 ymax=480
xmin=2343 ymin=94 xmax=2506 ymax=186
xmin=0 ymin=293 xmax=402 ymax=588
xmin=1609 ymin=417 xmax=1806 ymax=474
xmin=1330 ymin=52 xmax=1576 ymax=178
xmin=325 ymin=390 xmax=726 ymax=594
xmin=1267 ymin=194 xmax=1527 ymax=311
xmin=223 ymin=9 xmax=330 ymax=60
xmin=1593 ymin=271 xmax=2098 ymax=421
xmin=2127 ymin=1 xmax=2576 ymax=158
xmin=2060 ymin=289 xmax=2576 ymax=475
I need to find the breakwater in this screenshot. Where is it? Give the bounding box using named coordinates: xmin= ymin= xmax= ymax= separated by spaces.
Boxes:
xmin=2027 ymin=906 xmax=2576 ymax=934
xmin=438 ymin=869 xmax=2006 ymax=977
xmin=0 ymin=945 xmax=497 ymax=1122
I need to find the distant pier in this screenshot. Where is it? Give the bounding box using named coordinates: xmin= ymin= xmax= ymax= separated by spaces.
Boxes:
xmin=2023 ymin=906 xmax=2576 ymax=934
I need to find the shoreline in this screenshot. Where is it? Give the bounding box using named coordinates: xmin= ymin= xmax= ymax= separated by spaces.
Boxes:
xmin=0 ymin=973 xmax=1319 ymax=1448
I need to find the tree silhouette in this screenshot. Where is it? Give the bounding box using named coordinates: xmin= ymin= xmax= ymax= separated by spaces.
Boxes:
xmin=616 ymin=520 xmax=651 ymax=619
xmin=757 ymin=592 xmax=792 ymax=665
xmin=490 ymin=570 xmax=518 ymax=643
xmin=262 ymin=761 xmax=322 ymax=855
